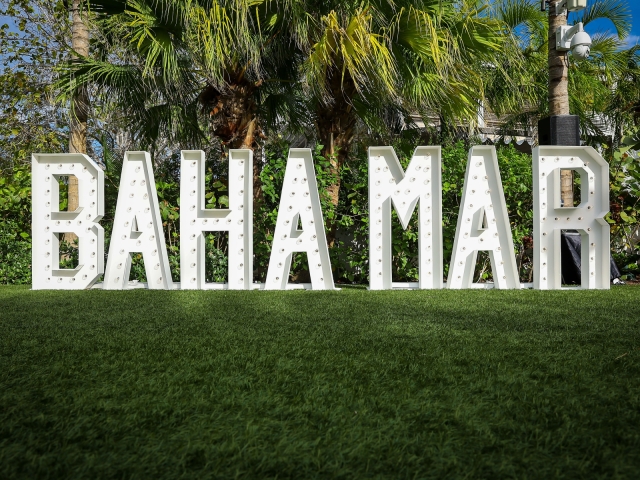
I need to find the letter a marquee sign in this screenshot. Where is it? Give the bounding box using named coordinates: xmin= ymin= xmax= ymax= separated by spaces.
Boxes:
xmin=31 ymin=145 xmax=610 ymax=291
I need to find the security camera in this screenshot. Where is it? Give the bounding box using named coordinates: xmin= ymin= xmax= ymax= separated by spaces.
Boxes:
xmin=566 ymin=0 xmax=587 ymax=12
xmin=570 ymin=30 xmax=592 ymax=59
xmin=554 ymin=0 xmax=588 ymax=15
xmin=556 ymin=22 xmax=592 ymax=61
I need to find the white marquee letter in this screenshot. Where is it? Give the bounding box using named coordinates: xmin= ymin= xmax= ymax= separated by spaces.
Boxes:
xmin=368 ymin=146 xmax=442 ymax=289
xmin=180 ymin=150 xmax=253 ymax=289
xmin=265 ymin=149 xmax=334 ymax=290
xmin=448 ymin=146 xmax=519 ymax=289
xmin=533 ymin=146 xmax=609 ymax=289
xmin=103 ymin=152 xmax=173 ymax=289
xmin=32 ymin=154 xmax=104 ymax=289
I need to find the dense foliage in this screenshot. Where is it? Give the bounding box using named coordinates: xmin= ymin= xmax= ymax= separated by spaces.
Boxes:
xmin=0 ymin=0 xmax=639 ymax=285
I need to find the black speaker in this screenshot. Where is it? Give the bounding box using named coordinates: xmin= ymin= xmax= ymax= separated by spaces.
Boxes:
xmin=538 ymin=115 xmax=580 ymax=146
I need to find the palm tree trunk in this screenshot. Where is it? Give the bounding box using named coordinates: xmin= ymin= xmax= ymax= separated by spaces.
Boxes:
xmin=316 ymin=73 xmax=357 ymax=247
xmin=65 ymin=0 xmax=89 ymax=244
xmin=238 ymin=118 xmax=263 ymax=206
xmin=548 ymin=3 xmax=569 ymax=116
xmin=200 ymin=77 xmax=264 ymax=206
xmin=548 ymin=1 xmax=573 ymax=206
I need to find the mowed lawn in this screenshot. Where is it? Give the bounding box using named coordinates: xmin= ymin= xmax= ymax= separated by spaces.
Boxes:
xmin=1 ymin=286 xmax=639 ymax=479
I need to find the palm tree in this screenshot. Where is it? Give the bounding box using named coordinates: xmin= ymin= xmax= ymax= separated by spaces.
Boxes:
xmin=302 ymin=0 xmax=508 ymax=245
xmin=550 ymin=0 xmax=629 ymax=205
xmin=487 ymin=0 xmax=632 ymax=136
xmin=67 ymin=0 xmax=90 ymax=215
xmin=58 ymin=0 xmax=304 ymax=204
xmin=489 ymin=0 xmax=631 ymax=205
xmin=64 ymin=0 xmax=137 ymax=208
xmin=60 ymin=1 xmax=508 ymax=225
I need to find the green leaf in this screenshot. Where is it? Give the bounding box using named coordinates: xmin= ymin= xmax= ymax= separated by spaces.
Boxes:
xmin=620 ymin=211 xmax=633 ymax=223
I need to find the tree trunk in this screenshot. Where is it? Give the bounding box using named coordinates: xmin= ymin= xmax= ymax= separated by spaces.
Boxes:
xmin=548 ymin=3 xmax=569 ymax=116
xmin=316 ymin=72 xmax=357 ymax=247
xmin=238 ymin=118 xmax=263 ymax=205
xmin=548 ymin=2 xmax=573 ymax=206
xmin=199 ymin=75 xmax=264 ymax=206
xmin=65 ymin=0 xmax=89 ymax=244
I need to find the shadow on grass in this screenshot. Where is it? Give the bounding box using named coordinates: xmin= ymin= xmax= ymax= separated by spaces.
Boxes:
xmin=1 ymin=286 xmax=639 ymax=478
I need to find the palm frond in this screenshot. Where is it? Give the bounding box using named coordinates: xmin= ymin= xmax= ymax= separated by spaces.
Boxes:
xmin=304 ymin=8 xmax=398 ymax=103
xmin=576 ymin=0 xmax=631 ymax=40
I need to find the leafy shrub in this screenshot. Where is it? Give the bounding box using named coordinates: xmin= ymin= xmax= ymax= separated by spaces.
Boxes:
xmin=0 ymin=219 xmax=31 ymax=284
xmin=0 ymin=164 xmax=32 ymax=284
xmin=0 ymin=163 xmax=31 ymax=233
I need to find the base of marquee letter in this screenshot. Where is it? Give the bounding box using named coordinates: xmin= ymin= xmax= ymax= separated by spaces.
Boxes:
xmin=89 ymin=282 xmax=340 ymax=290
xmin=373 ymin=282 xmax=536 ymax=290
xmin=83 ymin=281 xmax=557 ymax=290
xmin=79 ymin=281 xmax=607 ymax=290
xmin=446 ymin=282 xmax=536 ymax=289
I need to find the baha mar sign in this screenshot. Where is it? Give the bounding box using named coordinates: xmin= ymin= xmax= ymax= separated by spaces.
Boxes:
xmin=31 ymin=145 xmax=610 ymax=291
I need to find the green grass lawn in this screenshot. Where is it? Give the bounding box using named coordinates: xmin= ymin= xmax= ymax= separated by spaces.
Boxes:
xmin=1 ymin=286 xmax=639 ymax=479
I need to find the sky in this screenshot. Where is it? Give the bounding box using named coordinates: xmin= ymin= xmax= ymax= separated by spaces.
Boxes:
xmin=581 ymin=1 xmax=640 ymax=48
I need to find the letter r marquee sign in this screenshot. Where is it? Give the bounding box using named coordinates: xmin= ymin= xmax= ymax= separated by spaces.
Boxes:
xmin=31 ymin=145 xmax=610 ymax=291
